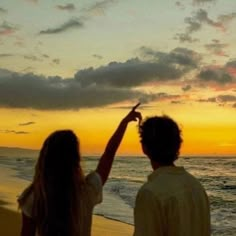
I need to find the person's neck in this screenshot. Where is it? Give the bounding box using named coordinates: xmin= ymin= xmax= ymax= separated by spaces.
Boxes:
xmin=151 ymin=160 xmax=175 ymax=171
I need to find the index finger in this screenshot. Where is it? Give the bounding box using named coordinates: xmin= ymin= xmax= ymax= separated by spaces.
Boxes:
xmin=132 ymin=102 xmax=141 ymax=111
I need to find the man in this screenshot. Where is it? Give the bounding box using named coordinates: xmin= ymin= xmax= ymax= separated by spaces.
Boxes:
xmin=134 ymin=115 xmax=210 ymax=236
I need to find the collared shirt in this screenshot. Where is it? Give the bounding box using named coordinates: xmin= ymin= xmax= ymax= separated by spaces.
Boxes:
xmin=134 ymin=166 xmax=210 ymax=236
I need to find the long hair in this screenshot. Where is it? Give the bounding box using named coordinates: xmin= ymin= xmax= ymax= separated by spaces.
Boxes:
xmin=19 ymin=130 xmax=85 ymax=236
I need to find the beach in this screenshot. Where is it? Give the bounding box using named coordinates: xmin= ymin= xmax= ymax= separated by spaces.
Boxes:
xmin=0 ymin=155 xmax=235 ymax=235
xmin=0 ymin=205 xmax=133 ymax=236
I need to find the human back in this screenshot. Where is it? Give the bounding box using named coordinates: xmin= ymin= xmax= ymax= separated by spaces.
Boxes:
xmin=137 ymin=166 xmax=210 ymax=236
xmin=18 ymin=105 xmax=142 ymax=236
xmin=134 ymin=115 xmax=210 ymax=236
xmin=18 ymin=130 xmax=102 ymax=236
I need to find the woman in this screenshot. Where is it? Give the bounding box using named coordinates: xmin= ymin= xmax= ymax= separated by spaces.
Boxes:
xmin=18 ymin=104 xmax=141 ymax=236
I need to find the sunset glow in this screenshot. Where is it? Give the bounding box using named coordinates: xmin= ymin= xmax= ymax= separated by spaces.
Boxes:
xmin=0 ymin=0 xmax=235 ymax=156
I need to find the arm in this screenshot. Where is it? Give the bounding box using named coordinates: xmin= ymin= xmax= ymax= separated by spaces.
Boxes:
xmin=96 ymin=103 xmax=141 ymax=185
xmin=21 ymin=213 xmax=36 ymax=236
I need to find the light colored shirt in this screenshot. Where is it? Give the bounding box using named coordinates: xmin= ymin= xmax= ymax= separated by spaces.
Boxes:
xmin=134 ymin=166 xmax=210 ymax=236
xmin=19 ymin=171 xmax=103 ymax=236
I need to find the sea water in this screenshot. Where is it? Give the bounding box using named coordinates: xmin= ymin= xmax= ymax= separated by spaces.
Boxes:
xmin=0 ymin=156 xmax=235 ymax=236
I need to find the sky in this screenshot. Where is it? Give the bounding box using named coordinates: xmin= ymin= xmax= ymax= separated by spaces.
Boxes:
xmin=0 ymin=0 xmax=235 ymax=156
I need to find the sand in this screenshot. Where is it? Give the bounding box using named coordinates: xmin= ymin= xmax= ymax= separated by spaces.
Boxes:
xmin=0 ymin=206 xmax=133 ymax=236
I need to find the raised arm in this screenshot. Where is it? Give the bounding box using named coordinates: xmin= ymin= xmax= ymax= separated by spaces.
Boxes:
xmin=96 ymin=103 xmax=141 ymax=185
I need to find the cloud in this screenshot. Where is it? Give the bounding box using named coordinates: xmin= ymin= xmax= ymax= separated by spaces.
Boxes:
xmin=0 ymin=68 xmax=147 ymax=110
xmin=217 ymin=12 xmax=236 ymax=25
xmin=205 ymin=40 xmax=228 ymax=56
xmin=19 ymin=121 xmax=36 ymax=126
xmin=198 ymin=68 xmax=233 ymax=84
xmin=138 ymin=93 xmax=181 ymax=104
xmin=93 ymin=54 xmax=103 ymax=59
xmin=190 ymin=9 xmax=224 ymax=31
xmin=39 ymin=18 xmax=83 ymax=34
xmin=0 ymin=47 xmax=192 ymax=110
xmin=198 ymin=95 xmax=236 ymax=105
xmin=192 ymin=0 xmax=216 ymax=5
xmin=75 ymin=56 xmax=188 ymax=88
xmin=175 ymin=9 xmax=233 ymax=43
xmin=0 ymin=7 xmax=7 ymax=14
xmin=0 ymin=53 xmax=14 ymax=58
xmin=52 ymin=58 xmax=60 ymax=64
xmin=175 ymin=1 xmax=185 ymax=9
xmin=24 ymin=55 xmax=42 ymax=62
xmin=226 ymin=59 xmax=236 ymax=68
xmin=56 ymin=4 xmax=76 ymax=11
xmin=217 ymin=95 xmax=236 ymax=102
xmin=174 ymin=33 xmax=199 ymax=43
xmin=0 ymin=129 xmax=29 ymax=134
xmin=25 ymin=0 xmax=38 ymax=3
xmin=233 ymin=103 xmax=236 ymax=108
xmin=182 ymin=85 xmax=192 ymax=91
xmin=0 ymin=21 xmax=18 ymax=36
xmin=139 ymin=47 xmax=201 ymax=69
xmin=84 ymin=0 xmax=117 ymax=16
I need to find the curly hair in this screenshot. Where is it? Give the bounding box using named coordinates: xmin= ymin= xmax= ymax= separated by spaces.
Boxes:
xmin=139 ymin=115 xmax=182 ymax=165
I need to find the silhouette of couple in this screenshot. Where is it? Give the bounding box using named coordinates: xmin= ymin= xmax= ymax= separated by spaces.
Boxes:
xmin=18 ymin=103 xmax=210 ymax=236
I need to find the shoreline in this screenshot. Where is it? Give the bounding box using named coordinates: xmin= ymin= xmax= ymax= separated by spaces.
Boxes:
xmin=0 ymin=205 xmax=133 ymax=236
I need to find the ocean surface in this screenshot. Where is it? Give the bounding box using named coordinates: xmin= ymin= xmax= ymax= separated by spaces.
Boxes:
xmin=0 ymin=155 xmax=235 ymax=236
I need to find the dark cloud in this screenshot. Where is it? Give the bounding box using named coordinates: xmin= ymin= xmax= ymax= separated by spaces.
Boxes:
xmin=218 ymin=12 xmax=236 ymax=25
xmin=84 ymin=0 xmax=117 ymax=16
xmin=0 ymin=53 xmax=14 ymax=58
xmin=25 ymin=0 xmax=38 ymax=3
xmin=93 ymin=54 xmax=103 ymax=60
xmin=171 ymin=100 xmax=183 ymax=104
xmin=0 ymin=21 xmax=18 ymax=36
xmin=138 ymin=93 xmax=181 ymax=104
xmin=182 ymin=85 xmax=192 ymax=91
xmin=198 ymin=69 xmax=233 ymax=84
xmin=75 ymin=57 xmax=186 ymax=88
xmin=19 ymin=121 xmax=36 ymax=126
xmin=217 ymin=95 xmax=236 ymax=102
xmin=0 ymin=48 xmax=189 ymax=111
xmin=205 ymin=41 xmax=228 ymax=56
xmin=52 ymin=58 xmax=60 ymax=64
xmin=174 ymin=33 xmax=199 ymax=43
xmin=42 ymin=54 xmax=49 ymax=58
xmin=226 ymin=60 xmax=236 ymax=68
xmin=56 ymin=4 xmax=76 ymax=11
xmin=0 ymin=68 xmax=146 ymax=110
xmin=233 ymin=103 xmax=236 ymax=108
xmin=0 ymin=129 xmax=29 ymax=134
xmin=192 ymin=0 xmax=216 ymax=5
xmin=24 ymin=55 xmax=42 ymax=62
xmin=198 ymin=95 xmax=236 ymax=105
xmin=175 ymin=1 xmax=185 ymax=9
xmin=0 ymin=7 xmax=7 ymax=14
xmin=175 ymin=8 xmax=231 ymax=43
xmin=39 ymin=18 xmax=83 ymax=35
xmin=140 ymin=47 xmax=201 ymax=69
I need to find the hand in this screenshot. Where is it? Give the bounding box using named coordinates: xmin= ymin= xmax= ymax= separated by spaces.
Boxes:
xmin=123 ymin=103 xmax=142 ymax=125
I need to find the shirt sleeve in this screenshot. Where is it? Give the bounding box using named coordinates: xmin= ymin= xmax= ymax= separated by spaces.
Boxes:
xmin=133 ymin=188 xmax=165 ymax=236
xmin=86 ymin=171 xmax=103 ymax=205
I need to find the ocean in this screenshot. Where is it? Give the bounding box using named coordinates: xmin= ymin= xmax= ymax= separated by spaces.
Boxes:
xmin=0 ymin=155 xmax=235 ymax=236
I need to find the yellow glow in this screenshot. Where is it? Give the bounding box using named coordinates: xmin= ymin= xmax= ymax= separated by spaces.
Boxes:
xmin=0 ymin=103 xmax=235 ymax=156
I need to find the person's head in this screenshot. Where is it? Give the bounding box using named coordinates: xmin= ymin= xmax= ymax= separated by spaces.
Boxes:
xmin=36 ymin=129 xmax=81 ymax=181
xmin=139 ymin=115 xmax=182 ymax=166
xmin=19 ymin=130 xmax=84 ymax=236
